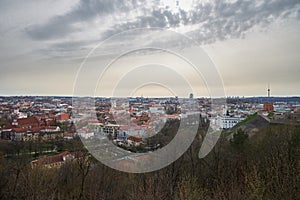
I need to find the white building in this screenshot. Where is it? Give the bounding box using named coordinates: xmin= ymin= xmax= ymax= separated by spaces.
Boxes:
xmin=216 ymin=115 xmax=244 ymax=129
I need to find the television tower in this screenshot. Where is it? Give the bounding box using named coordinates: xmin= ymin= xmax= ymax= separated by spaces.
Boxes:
xmin=263 ymin=84 xmax=274 ymax=112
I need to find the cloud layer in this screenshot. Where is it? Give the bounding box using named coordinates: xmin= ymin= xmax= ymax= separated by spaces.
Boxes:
xmin=0 ymin=0 xmax=300 ymax=96
xmin=25 ymin=0 xmax=300 ymax=56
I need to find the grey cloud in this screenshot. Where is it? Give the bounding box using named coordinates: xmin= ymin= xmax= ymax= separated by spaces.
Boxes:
xmin=26 ymin=0 xmax=140 ymax=40
xmin=25 ymin=0 xmax=300 ymax=60
xmin=104 ymin=0 xmax=300 ymax=44
xmin=31 ymin=40 xmax=94 ymax=61
xmin=26 ymin=19 xmax=76 ymax=40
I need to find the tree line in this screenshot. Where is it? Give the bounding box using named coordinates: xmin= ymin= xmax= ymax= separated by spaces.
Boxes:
xmin=0 ymin=121 xmax=299 ymax=199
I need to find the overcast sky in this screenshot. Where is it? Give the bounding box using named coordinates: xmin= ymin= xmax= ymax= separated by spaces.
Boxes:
xmin=0 ymin=0 xmax=299 ymax=97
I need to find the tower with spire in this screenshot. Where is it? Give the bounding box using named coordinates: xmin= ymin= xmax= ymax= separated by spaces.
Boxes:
xmin=263 ymin=84 xmax=274 ymax=112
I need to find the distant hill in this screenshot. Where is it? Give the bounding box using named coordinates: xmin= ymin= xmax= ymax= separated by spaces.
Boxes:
xmin=226 ymin=96 xmax=300 ymax=104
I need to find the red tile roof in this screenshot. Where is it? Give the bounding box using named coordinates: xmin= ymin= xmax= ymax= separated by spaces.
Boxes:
xmin=12 ymin=128 xmax=26 ymax=133
xmin=32 ymin=151 xmax=85 ymax=166
xmin=55 ymin=113 xmax=70 ymax=121
xmin=128 ymin=135 xmax=142 ymax=143
xmin=17 ymin=116 xmax=40 ymax=127
xmin=33 ymin=151 xmax=70 ymax=165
